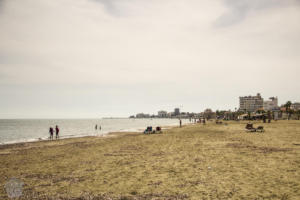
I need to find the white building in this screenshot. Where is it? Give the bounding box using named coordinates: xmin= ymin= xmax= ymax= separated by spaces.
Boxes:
xmin=263 ymin=97 xmax=278 ymax=111
xmin=157 ymin=110 xmax=168 ymax=118
xmin=239 ymin=93 xmax=264 ymax=112
xmin=291 ymin=102 xmax=300 ymax=111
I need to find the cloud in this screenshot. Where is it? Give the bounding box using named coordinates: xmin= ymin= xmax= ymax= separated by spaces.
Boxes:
xmin=92 ymin=0 xmax=122 ymax=16
xmin=215 ymin=0 xmax=300 ymax=27
xmin=0 ymin=0 xmax=5 ymax=12
xmin=0 ymin=0 xmax=299 ymax=117
xmin=91 ymin=0 xmax=149 ymax=17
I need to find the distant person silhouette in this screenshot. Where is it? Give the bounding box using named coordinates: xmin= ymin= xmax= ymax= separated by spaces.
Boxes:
xmin=49 ymin=127 xmax=54 ymax=140
xmin=179 ymin=119 xmax=182 ymax=128
xmin=95 ymin=124 xmax=97 ymax=130
xmin=55 ymin=125 xmax=59 ymax=139
xmin=100 ymin=125 xmax=101 ymax=130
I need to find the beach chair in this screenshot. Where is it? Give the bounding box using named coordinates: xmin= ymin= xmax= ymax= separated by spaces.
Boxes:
xmin=245 ymin=123 xmax=256 ymax=132
xmin=156 ymin=126 xmax=162 ymax=134
xmin=256 ymin=126 xmax=264 ymax=132
xmin=144 ymin=126 xmax=153 ymax=134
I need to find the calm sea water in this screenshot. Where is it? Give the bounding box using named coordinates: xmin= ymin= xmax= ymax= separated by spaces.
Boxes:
xmin=0 ymin=118 xmax=190 ymax=144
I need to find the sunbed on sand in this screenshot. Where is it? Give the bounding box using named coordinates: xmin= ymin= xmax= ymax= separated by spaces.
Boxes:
xmin=143 ymin=126 xmax=162 ymax=134
xmin=245 ymin=123 xmax=264 ymax=132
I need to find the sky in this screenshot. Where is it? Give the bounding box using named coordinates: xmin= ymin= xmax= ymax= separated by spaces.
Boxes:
xmin=0 ymin=0 xmax=300 ymax=118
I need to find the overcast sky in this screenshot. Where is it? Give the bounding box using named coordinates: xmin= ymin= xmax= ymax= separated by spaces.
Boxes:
xmin=0 ymin=0 xmax=300 ymax=118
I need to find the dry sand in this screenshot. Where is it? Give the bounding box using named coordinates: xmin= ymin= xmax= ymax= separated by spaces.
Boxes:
xmin=0 ymin=120 xmax=300 ymax=199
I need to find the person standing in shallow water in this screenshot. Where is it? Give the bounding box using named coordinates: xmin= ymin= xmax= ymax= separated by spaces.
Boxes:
xmin=55 ymin=125 xmax=59 ymax=139
xmin=49 ymin=127 xmax=54 ymax=140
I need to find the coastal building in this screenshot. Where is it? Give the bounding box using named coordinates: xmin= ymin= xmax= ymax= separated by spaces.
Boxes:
xmin=157 ymin=110 xmax=168 ymax=118
xmin=174 ymin=108 xmax=180 ymax=116
xmin=291 ymin=102 xmax=300 ymax=111
xmin=136 ymin=113 xmax=150 ymax=118
xmin=239 ymin=93 xmax=264 ymax=112
xmin=263 ymin=97 xmax=278 ymax=111
xmin=167 ymin=112 xmax=173 ymax=118
xmin=280 ymin=106 xmax=287 ymax=112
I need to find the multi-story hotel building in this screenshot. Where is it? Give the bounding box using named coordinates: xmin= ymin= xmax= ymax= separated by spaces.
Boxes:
xmin=174 ymin=108 xmax=180 ymax=116
xmin=291 ymin=102 xmax=300 ymax=111
xmin=263 ymin=97 xmax=279 ymax=111
xmin=239 ymin=93 xmax=264 ymax=112
xmin=157 ymin=110 xmax=168 ymax=118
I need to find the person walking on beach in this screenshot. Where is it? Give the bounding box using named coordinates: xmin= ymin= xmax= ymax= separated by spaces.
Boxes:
xmin=95 ymin=124 xmax=97 ymax=130
xmin=99 ymin=125 xmax=101 ymax=130
xmin=55 ymin=125 xmax=59 ymax=139
xmin=179 ymin=119 xmax=182 ymax=128
xmin=49 ymin=127 xmax=54 ymax=140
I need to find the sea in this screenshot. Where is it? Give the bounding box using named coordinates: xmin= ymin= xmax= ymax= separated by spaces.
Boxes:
xmin=0 ymin=118 xmax=190 ymax=145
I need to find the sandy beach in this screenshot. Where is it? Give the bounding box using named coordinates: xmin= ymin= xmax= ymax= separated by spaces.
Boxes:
xmin=1 ymin=120 xmax=300 ymax=199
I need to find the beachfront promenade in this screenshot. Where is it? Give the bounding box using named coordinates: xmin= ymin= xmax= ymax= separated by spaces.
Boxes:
xmin=0 ymin=121 xmax=300 ymax=199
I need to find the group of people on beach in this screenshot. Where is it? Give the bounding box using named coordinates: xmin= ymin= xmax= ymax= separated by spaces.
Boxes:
xmin=49 ymin=125 xmax=59 ymax=140
xmin=95 ymin=124 xmax=101 ymax=130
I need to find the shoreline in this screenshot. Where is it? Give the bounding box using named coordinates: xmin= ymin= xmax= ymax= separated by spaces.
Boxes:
xmin=0 ymin=123 xmax=182 ymax=149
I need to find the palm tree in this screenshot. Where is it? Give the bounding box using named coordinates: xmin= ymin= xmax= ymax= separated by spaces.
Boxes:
xmin=285 ymin=101 xmax=292 ymax=112
xmin=285 ymin=101 xmax=292 ymax=120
